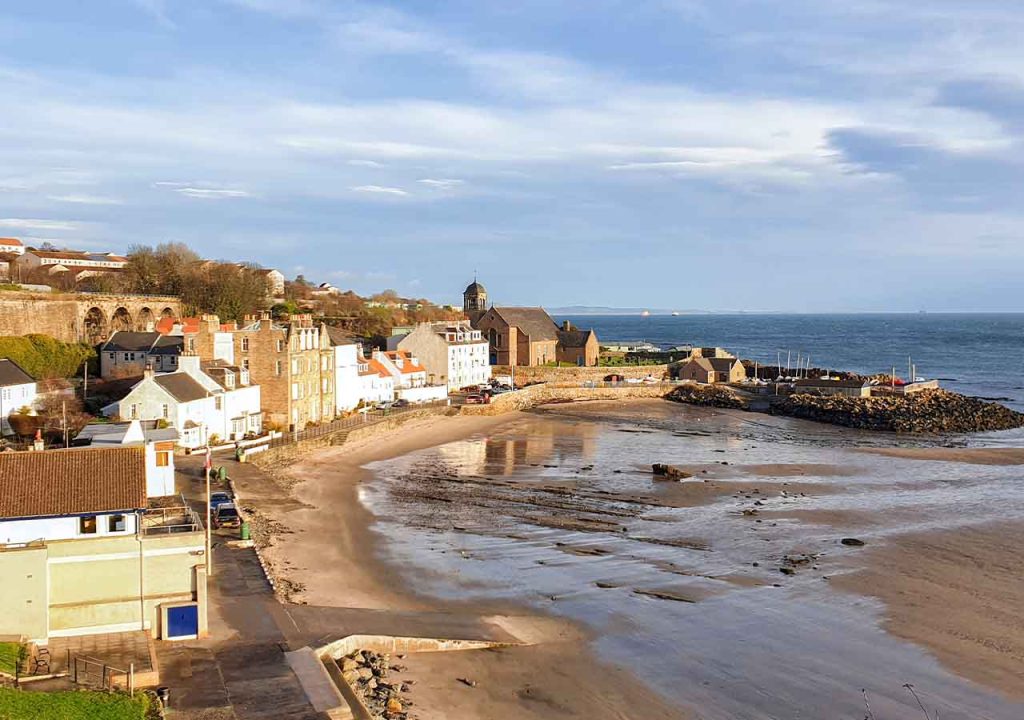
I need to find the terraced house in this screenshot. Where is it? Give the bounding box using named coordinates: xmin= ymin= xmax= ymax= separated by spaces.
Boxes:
xmin=232 ymin=312 xmax=333 ymax=430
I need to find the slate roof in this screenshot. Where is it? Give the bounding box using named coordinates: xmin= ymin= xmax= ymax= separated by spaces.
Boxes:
xmin=0 ymin=447 xmax=147 ymax=519
xmin=150 ymin=336 xmax=184 ymax=355
xmin=153 ymin=373 xmax=211 ymax=402
xmin=0 ymin=358 xmax=34 ymax=387
xmin=556 ymin=329 xmax=594 ymax=349
xmin=490 ymin=307 xmax=559 ymax=342
xmin=685 ymin=357 xmax=740 ymax=374
xmin=325 ymin=326 xmax=358 ymax=346
xmin=102 ymin=331 xmax=161 ymax=352
xmin=75 ymin=421 xmax=180 ymax=445
xmin=464 ymin=280 xmax=486 ymax=294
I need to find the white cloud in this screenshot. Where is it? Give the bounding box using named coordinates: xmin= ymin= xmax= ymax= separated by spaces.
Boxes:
xmin=0 ymin=218 xmax=80 ymax=231
xmin=47 ymin=194 xmax=123 ymax=205
xmin=155 ymin=183 xmax=251 ymax=199
xmin=347 ymin=159 xmax=385 ymax=167
xmin=350 ymin=185 xmax=409 ymax=196
xmin=418 ymin=178 xmax=464 ymax=189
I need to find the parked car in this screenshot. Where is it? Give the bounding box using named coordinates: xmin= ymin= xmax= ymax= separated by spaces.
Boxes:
xmin=464 ymin=393 xmax=487 ymax=404
xmin=394 ymin=399 xmax=410 ymax=408
xmin=209 ymin=491 xmax=233 ymax=512
xmin=374 ymin=401 xmax=394 ymax=411
xmin=213 ymin=503 xmax=241 ymax=528
xmin=604 ymin=374 xmax=625 ymax=383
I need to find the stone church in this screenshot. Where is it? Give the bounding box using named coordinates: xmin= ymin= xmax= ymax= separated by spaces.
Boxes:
xmin=462 ymin=280 xmax=599 ymax=367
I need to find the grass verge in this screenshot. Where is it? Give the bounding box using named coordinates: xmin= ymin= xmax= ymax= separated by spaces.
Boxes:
xmin=0 ymin=687 xmax=149 ymax=719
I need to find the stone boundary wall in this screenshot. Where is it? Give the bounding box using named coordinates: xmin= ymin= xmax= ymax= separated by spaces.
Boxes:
xmin=460 ymin=383 xmax=673 ymax=415
xmin=0 ymin=291 xmax=181 ymax=343
xmin=249 ymin=407 xmax=451 ymax=468
xmin=491 ymin=364 xmax=670 ymax=386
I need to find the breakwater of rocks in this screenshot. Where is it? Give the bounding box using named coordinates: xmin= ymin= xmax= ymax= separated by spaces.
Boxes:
xmin=666 ymin=385 xmax=1024 ymax=433
xmin=665 ymin=384 xmax=750 ymax=410
xmin=770 ymin=389 xmax=1024 ymax=433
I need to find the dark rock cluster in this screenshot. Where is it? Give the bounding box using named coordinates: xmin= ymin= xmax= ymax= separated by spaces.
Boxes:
xmin=770 ymin=389 xmax=1024 ymax=433
xmin=337 ymin=649 xmax=412 ymax=719
xmin=666 ymin=384 xmax=749 ymax=409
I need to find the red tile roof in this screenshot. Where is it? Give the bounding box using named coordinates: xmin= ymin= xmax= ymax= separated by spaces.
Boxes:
xmin=0 ymin=447 xmax=148 ymax=519
xmin=0 ymin=237 xmax=23 ymax=247
xmin=385 ymin=351 xmax=426 ymax=374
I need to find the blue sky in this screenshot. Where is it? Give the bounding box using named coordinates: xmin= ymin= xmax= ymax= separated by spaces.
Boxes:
xmin=2 ymin=1 xmax=1024 ymax=311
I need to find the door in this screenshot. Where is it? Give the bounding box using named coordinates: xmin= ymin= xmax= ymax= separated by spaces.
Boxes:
xmin=166 ymin=604 xmax=199 ymax=640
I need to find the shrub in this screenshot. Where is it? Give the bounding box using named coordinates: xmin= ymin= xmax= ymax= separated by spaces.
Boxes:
xmin=0 ymin=335 xmax=95 ymax=379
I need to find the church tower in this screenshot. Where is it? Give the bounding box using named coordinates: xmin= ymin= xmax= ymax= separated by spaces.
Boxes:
xmin=463 ymin=278 xmax=487 ymax=324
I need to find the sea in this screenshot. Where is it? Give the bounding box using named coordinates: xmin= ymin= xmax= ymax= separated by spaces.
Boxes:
xmin=556 ymin=313 xmax=1024 ymax=410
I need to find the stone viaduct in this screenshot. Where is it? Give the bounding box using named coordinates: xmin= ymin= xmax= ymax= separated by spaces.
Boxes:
xmin=0 ymin=292 xmax=182 ymax=344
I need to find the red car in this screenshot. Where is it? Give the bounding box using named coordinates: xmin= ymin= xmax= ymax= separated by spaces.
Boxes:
xmin=464 ymin=393 xmax=487 ymax=404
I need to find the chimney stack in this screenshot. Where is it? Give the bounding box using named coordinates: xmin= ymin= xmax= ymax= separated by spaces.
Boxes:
xmin=562 ymin=320 xmax=572 ymax=331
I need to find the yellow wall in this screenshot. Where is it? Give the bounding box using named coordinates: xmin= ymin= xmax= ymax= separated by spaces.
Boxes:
xmin=0 ymin=546 xmax=48 ymax=640
xmin=3 ymin=531 xmax=206 ymax=641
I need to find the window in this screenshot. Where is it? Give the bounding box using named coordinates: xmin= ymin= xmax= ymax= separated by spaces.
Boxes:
xmin=123 ymin=352 xmax=130 ymax=361
xmin=242 ymin=358 xmax=249 ymax=371
xmin=156 ymin=451 xmax=170 ymax=467
xmin=161 ymin=404 xmax=169 ymax=419
xmin=241 ymin=337 xmax=250 ymax=352
xmin=214 ymin=396 xmax=222 ymax=410
xmin=291 ymin=359 xmax=299 ymax=375
xmin=79 ymin=515 xmax=97 ymax=534
xmin=188 ymin=338 xmax=196 ymax=352
xmin=129 ymin=403 xmax=139 ymax=419
xmin=275 ymin=360 xmax=283 ymax=376
xmin=109 ymin=514 xmax=126 ymax=532
xmin=276 ymin=339 xmax=285 ymax=352
xmin=291 ymin=382 xmax=299 ymax=400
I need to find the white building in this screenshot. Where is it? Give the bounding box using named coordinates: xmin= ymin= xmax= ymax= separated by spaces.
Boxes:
xmin=0 ymin=237 xmax=25 ymax=255
xmin=103 ymin=355 xmax=261 ymax=449
xmin=15 ymin=249 xmax=128 ymax=276
xmin=0 ymin=359 xmax=38 ymax=436
xmin=376 ymin=350 xmax=449 ymax=404
xmin=397 ymin=321 xmax=491 ymax=392
xmin=357 ymin=355 xmax=395 ymax=406
xmin=326 ymin=327 xmax=364 ymax=413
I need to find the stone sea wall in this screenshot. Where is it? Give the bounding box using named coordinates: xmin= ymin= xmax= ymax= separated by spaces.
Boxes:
xmin=460 ymin=383 xmax=672 ymax=415
xmin=491 ymin=364 xmax=669 ymax=386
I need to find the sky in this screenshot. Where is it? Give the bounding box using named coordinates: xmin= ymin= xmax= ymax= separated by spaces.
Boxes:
xmin=2 ymin=1 xmax=1024 ymax=311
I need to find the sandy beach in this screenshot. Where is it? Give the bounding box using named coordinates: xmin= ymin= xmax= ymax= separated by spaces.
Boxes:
xmin=238 ymin=398 xmax=1024 ymax=719
xmin=243 ymin=411 xmax=689 ymax=719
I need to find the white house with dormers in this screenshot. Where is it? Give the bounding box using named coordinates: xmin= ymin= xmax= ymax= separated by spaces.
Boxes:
xmin=103 ymin=355 xmax=261 ymax=448
xmin=357 ymin=355 xmax=395 ymax=407
xmin=0 ymin=358 xmax=38 ymax=436
xmin=325 ymin=327 xmax=364 ymax=412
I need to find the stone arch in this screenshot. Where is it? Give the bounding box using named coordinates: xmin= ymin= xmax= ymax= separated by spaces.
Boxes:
xmin=161 ymin=307 xmax=174 ymax=319
xmin=83 ymin=306 xmax=108 ymax=345
xmin=111 ymin=306 xmax=133 ymax=332
xmin=137 ymin=306 xmax=155 ymax=331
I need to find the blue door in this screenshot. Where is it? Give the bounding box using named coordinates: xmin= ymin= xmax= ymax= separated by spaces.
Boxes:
xmin=167 ymin=604 xmax=199 ymax=639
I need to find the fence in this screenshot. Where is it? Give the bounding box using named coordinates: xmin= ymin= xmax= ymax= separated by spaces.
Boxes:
xmin=68 ymin=652 xmax=134 ymax=693
xmin=267 ymin=400 xmax=451 ymax=449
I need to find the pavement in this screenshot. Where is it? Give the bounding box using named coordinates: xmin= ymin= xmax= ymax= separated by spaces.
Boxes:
xmin=155 ymin=458 xmax=327 ymax=720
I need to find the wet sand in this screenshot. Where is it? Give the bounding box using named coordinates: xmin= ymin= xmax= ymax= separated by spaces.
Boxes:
xmin=251 ymin=411 xmax=688 ymax=719
xmin=247 ymin=398 xmax=1024 ymax=718
xmin=863 ymin=446 xmax=1024 ymax=465
xmin=833 ymin=522 xmax=1024 ymax=699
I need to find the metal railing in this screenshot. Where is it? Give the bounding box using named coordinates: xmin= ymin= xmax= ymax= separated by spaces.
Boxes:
xmin=268 ymin=400 xmax=450 ymax=448
xmin=69 ymin=652 xmax=134 ymax=693
xmin=142 ymin=505 xmax=203 ymax=535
